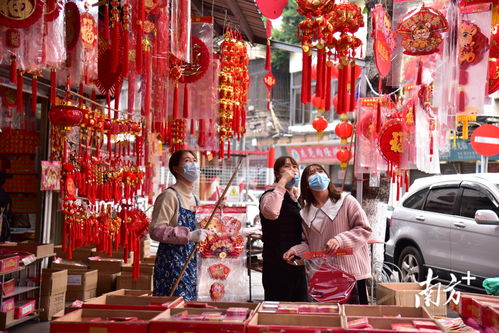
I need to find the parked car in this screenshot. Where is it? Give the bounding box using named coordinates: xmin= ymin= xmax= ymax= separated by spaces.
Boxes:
xmin=385 ymin=173 xmax=499 ymax=292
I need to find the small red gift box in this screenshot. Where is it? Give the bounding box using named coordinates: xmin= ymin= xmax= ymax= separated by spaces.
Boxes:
xmin=15 ymin=300 xmax=36 ymax=319
xmin=2 ymin=298 xmax=14 ymax=312
xmin=1 ymin=279 xmax=15 ymax=297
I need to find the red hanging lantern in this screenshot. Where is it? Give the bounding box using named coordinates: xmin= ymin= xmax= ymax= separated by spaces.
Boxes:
xmin=335 ymin=121 xmax=353 ymax=144
xmin=312 ymin=115 xmax=328 ymax=136
xmin=378 ymin=119 xmax=403 ymax=167
xmin=49 ymin=103 xmax=83 ymax=127
xmin=336 ymin=147 xmax=351 ymax=168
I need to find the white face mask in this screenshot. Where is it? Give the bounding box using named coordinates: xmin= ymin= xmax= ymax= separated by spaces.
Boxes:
xmin=182 ymin=162 xmax=200 ymax=182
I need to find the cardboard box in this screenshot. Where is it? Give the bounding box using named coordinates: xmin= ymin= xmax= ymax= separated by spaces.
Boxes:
xmin=142 ymin=255 xmax=156 ymax=264
xmin=83 ymin=295 xmax=183 ymax=311
xmin=0 ymin=242 xmax=54 ymax=258
xmin=258 ymin=302 xmax=340 ymax=315
xmin=471 ymin=298 xmax=499 ymax=327
xmin=55 ymin=246 xmax=96 ymax=262
xmin=458 ymin=292 xmax=499 ymax=318
xmin=0 ymin=255 xmax=19 ymax=273
xmin=67 ymin=269 xmax=98 ymax=291
xmin=1 ymin=279 xmax=15 ymax=297
xmin=116 ymin=272 xmax=152 ymax=291
xmin=40 ymin=292 xmax=65 ymax=321
xmin=247 ymin=312 xmax=344 ymax=333
xmin=178 ymin=301 xmax=260 ymax=311
xmin=14 ymin=299 xmax=36 ymax=319
xmin=0 ymin=310 xmax=14 ymax=329
xmin=343 ymin=305 xmax=431 ymax=318
xmin=66 ymin=288 xmax=97 ymax=301
xmin=376 ymin=283 xmax=447 ymax=317
xmin=51 ymin=308 xmax=161 ymax=333
xmin=41 ymin=269 xmax=68 ymax=295
xmin=89 ymin=257 xmax=128 ymax=274
xmin=97 ymin=272 xmax=120 ymax=296
xmin=151 ymin=308 xmax=258 ymax=333
xmin=120 ymin=263 xmax=154 ymax=276
xmin=51 ymin=260 xmax=88 ymax=271
xmin=102 ymin=288 xmax=151 ymax=297
xmin=141 ymin=239 xmax=151 ymax=259
xmin=482 ymin=305 xmax=499 ymax=330
xmin=346 ymin=317 xmax=444 ymax=332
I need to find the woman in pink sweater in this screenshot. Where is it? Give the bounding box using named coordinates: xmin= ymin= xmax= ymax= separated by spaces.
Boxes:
xmin=283 ymin=164 xmax=372 ymax=304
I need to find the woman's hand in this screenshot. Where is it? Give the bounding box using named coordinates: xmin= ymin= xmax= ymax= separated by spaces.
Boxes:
xmin=325 ymin=238 xmax=340 ymax=254
xmin=283 ymin=249 xmax=297 ymax=265
xmin=278 ymin=170 xmax=296 ymax=187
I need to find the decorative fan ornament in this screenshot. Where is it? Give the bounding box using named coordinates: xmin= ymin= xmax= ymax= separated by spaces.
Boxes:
xmin=396 ymin=6 xmax=448 ymax=56
xmin=180 ymin=36 xmax=210 ymax=84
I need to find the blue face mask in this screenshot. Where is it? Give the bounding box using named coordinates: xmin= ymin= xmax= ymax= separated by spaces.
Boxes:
xmin=182 ymin=162 xmax=200 ymax=182
xmin=285 ymin=173 xmax=300 ymax=188
xmin=308 ymin=173 xmax=330 ymax=191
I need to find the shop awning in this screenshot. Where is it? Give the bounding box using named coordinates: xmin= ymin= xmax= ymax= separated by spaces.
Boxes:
xmin=191 ymin=0 xmax=267 ymax=45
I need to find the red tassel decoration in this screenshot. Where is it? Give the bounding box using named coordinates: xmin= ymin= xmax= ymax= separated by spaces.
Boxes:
xmin=122 ymin=2 xmax=130 ymax=77
xmin=10 ymin=56 xmax=17 ymax=84
xmin=110 ymin=0 xmax=120 ymax=74
xmin=337 ymin=65 xmax=345 ymax=113
xmin=416 ymin=57 xmax=423 ymax=85
xmin=143 ymin=41 xmax=151 ymax=118
xmin=50 ymin=69 xmax=56 ymax=104
xmin=405 ymin=170 xmax=410 ymax=192
xmin=17 ymin=71 xmax=23 ymax=114
xmin=265 ymin=40 xmax=272 ymax=72
xmin=183 ymin=83 xmax=189 ymax=118
xmin=31 ymin=75 xmax=37 ymax=115
xmin=343 ymin=64 xmax=351 ymax=113
xmin=114 ymin=81 xmax=122 ymax=113
xmin=128 ymin=73 xmax=135 ymax=118
xmin=302 ymin=52 xmax=312 ymax=104
xmin=103 ymin=4 xmax=110 ymax=41
xmin=316 ymin=48 xmax=324 ymax=98
xmin=349 ymin=62 xmax=356 ymax=112
xmin=172 ymin=83 xmax=179 ymax=120
xmin=376 ymin=98 xmax=382 ymax=134
xmin=325 ymin=62 xmax=332 ymax=112
xmin=198 ymin=119 xmax=206 ymax=147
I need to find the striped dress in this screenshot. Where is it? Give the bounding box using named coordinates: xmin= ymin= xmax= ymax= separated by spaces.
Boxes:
xmin=290 ymin=192 xmax=372 ymax=280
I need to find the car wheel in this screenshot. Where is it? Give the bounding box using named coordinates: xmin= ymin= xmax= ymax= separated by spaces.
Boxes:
xmin=398 ymin=246 xmax=425 ymax=282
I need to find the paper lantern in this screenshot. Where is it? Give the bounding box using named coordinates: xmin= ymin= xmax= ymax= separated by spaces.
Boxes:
xmin=312 ymin=116 xmax=328 ymax=136
xmin=335 ymin=121 xmax=353 ymax=144
xmin=336 ymin=147 xmax=351 ymax=168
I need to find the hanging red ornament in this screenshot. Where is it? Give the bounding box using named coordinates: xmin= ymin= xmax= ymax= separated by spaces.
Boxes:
xmin=488 ymin=57 xmax=499 ymax=95
xmin=336 ymin=147 xmax=351 ymax=168
xmin=49 ymin=103 xmax=83 ymax=127
xmin=263 ymin=72 xmax=276 ymax=110
xmin=255 ymin=0 xmax=288 ymax=19
xmin=335 ymin=121 xmax=353 ymax=144
xmin=378 ymin=119 xmax=403 ymax=167
xmin=0 ymin=0 xmax=45 ymax=28
xmin=312 ymin=115 xmax=328 ymax=136
xmin=65 ymin=2 xmax=81 ymax=51
xmin=396 ymin=5 xmax=448 ymax=56
xmin=458 ymin=20 xmax=488 ymax=67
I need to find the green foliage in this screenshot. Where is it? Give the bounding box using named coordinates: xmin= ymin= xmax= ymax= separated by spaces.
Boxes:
xmin=271 ymin=1 xmax=301 ymax=71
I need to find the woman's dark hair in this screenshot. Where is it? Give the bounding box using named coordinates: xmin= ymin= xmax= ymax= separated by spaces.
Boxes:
xmin=299 ymin=164 xmax=341 ymax=207
xmin=273 ymin=155 xmax=298 ymax=182
xmin=169 ymin=149 xmax=196 ymax=178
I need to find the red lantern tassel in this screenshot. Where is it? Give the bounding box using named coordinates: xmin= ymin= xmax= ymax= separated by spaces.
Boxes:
xmin=343 ymin=64 xmax=351 ymax=113
xmin=416 ymin=57 xmax=423 ymax=85
xmin=122 ymin=29 xmax=129 ymax=77
xmin=31 ymin=75 xmax=37 ymax=115
xmin=376 ymin=98 xmax=382 ymax=134
xmin=111 ymin=23 xmax=120 ymax=74
xmin=265 ymin=40 xmax=271 ymax=72
xmin=50 ymin=69 xmax=56 ymax=104
xmin=17 ymin=71 xmax=23 ymax=114
xmin=10 ymin=57 xmax=17 ymax=84
xmin=349 ymin=63 xmax=357 ymax=112
xmin=301 ymin=51 xmax=311 ymax=104
xmin=337 ymin=66 xmax=344 ymax=113
xmin=114 ymin=81 xmax=122 ymax=113
xmin=128 ymin=73 xmax=135 ymax=118
xmin=183 ymin=84 xmax=189 ymax=118
xmin=172 ymin=83 xmax=179 ymax=120
xmin=103 ymin=4 xmax=110 ymax=41
xmin=405 ymin=170 xmax=410 ymax=192
xmin=396 ymin=174 xmax=401 ymax=201
xmin=316 ymin=48 xmax=324 ymax=98
xmin=325 ymin=63 xmax=332 ymax=111
xmin=136 ymin=34 xmax=143 ymax=74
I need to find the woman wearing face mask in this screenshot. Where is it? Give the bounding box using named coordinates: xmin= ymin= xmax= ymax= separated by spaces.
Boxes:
xmin=283 ymin=164 xmax=372 ymax=304
xmin=259 ymin=156 xmax=308 ymax=301
xmin=150 ymin=149 xmax=207 ymax=300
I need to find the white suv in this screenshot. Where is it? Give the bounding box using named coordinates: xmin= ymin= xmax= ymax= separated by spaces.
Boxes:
xmin=385 ymin=173 xmax=499 ymax=292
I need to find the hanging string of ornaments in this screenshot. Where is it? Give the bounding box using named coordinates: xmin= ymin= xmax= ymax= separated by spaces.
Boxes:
xmin=296 ymin=0 xmax=363 ymax=167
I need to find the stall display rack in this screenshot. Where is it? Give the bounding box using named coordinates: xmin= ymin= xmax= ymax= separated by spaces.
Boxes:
xmin=0 ymin=253 xmax=55 ymax=329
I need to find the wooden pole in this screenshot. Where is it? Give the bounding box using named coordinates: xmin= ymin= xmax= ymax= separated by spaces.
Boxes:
xmin=168 ymin=157 xmax=245 ymax=296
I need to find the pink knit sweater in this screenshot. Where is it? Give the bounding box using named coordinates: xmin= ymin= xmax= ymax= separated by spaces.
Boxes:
xmin=290 ymin=193 xmax=372 ymax=280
